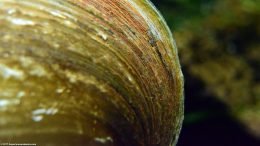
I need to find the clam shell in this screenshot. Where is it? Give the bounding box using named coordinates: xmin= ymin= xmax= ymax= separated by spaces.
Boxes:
xmin=0 ymin=0 xmax=184 ymax=145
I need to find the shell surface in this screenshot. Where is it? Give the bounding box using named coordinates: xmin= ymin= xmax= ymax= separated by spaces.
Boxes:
xmin=0 ymin=0 xmax=184 ymax=145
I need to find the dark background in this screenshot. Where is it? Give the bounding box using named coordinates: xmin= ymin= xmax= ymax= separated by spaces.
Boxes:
xmin=150 ymin=0 xmax=260 ymax=146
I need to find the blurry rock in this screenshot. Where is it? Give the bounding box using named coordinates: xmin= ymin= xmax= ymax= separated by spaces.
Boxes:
xmin=173 ymin=0 xmax=260 ymax=137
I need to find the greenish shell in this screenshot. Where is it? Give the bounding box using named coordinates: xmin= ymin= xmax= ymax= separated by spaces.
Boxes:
xmin=0 ymin=0 xmax=184 ymax=145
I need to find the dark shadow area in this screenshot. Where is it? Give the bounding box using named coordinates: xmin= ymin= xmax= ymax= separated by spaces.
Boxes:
xmin=178 ymin=115 xmax=260 ymax=146
xmin=177 ymin=70 xmax=260 ymax=146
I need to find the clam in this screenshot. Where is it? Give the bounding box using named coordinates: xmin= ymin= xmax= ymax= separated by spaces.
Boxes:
xmin=0 ymin=0 xmax=184 ymax=145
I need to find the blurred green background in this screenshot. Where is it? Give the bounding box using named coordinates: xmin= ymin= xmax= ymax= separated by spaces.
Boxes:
xmin=150 ymin=0 xmax=260 ymax=145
